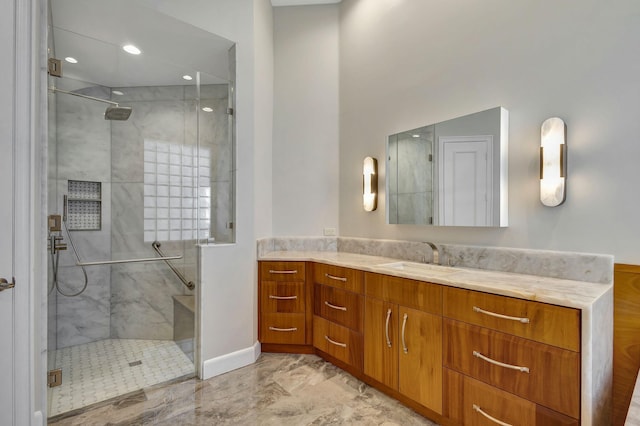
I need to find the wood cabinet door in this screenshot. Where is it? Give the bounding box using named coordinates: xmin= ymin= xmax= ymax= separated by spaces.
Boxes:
xmin=398 ymin=306 xmax=443 ymax=414
xmin=364 ymin=297 xmax=398 ymax=389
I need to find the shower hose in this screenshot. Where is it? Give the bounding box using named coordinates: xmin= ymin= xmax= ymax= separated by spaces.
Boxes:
xmin=49 ymin=220 xmax=89 ymax=297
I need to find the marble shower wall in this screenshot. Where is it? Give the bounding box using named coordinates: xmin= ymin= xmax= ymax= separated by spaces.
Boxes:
xmin=50 ymin=81 xmax=228 ymax=345
xmin=109 ymin=84 xmax=229 ymax=340
xmin=54 ymin=80 xmax=112 ymax=348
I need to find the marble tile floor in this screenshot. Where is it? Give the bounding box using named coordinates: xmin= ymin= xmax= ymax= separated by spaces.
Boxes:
xmin=48 ymin=353 xmax=438 ymax=426
xmin=48 ymin=339 xmax=195 ymax=418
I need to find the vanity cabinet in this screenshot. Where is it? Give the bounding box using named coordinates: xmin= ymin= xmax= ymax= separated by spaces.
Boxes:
xmin=312 ymin=264 xmax=364 ymax=371
xmin=258 ymin=261 xmax=312 ymax=349
xmin=443 ymin=286 xmax=581 ymax=424
xmin=364 ymin=273 xmax=443 ymax=414
xmin=258 ymin=258 xmax=606 ymax=425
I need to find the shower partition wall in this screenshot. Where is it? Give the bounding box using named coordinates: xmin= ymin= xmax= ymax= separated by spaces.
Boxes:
xmin=46 ymin=9 xmax=236 ymax=414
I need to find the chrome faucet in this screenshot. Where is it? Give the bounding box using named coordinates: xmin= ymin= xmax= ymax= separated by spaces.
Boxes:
xmin=423 ymin=242 xmax=440 ymax=265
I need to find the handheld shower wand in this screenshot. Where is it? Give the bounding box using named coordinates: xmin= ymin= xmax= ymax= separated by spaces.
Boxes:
xmin=48 ymin=194 xmax=89 ymax=297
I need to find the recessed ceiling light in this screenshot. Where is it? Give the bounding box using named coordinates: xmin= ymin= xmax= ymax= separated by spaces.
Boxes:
xmin=202 ymin=107 xmax=213 ymax=112
xmin=112 ymin=90 xmax=124 ymax=96
xmin=122 ymin=44 xmax=141 ymax=55
xmin=412 ymin=134 xmax=420 ymax=138
xmin=64 ymin=57 xmax=78 ymax=64
xmin=182 ymin=75 xmax=193 ymax=81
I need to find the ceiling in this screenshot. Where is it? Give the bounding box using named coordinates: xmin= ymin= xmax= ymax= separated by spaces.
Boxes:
xmin=271 ymin=0 xmax=341 ymax=5
xmin=50 ymin=0 xmax=234 ymax=88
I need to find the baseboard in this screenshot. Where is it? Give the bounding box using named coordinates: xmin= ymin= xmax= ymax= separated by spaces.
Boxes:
xmin=201 ymin=341 xmax=261 ymax=380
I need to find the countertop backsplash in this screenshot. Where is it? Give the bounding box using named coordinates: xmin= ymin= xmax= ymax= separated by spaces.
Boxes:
xmin=257 ymin=236 xmax=613 ymax=285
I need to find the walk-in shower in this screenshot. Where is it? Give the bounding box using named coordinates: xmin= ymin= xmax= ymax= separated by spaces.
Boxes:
xmin=46 ymin=0 xmax=236 ymax=418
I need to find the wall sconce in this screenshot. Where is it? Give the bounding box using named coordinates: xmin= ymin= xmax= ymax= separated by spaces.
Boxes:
xmin=363 ymin=156 xmax=378 ymax=211
xmin=540 ymin=117 xmax=567 ymax=207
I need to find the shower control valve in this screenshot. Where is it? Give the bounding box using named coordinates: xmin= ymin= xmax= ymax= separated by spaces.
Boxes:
xmin=48 ymin=235 xmax=67 ymax=255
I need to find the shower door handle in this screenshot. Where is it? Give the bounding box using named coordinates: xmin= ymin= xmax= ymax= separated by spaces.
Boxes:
xmin=0 ymin=277 xmax=15 ymax=292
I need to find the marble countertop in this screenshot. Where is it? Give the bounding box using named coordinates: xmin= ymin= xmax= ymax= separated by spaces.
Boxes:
xmin=259 ymin=250 xmax=612 ymax=310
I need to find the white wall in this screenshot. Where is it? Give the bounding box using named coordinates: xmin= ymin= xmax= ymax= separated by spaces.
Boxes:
xmin=273 ymin=5 xmax=340 ymax=236
xmin=339 ymin=0 xmax=640 ymax=264
xmin=143 ymin=0 xmax=273 ymax=374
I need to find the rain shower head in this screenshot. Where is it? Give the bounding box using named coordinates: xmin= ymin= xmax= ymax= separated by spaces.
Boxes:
xmin=49 ymin=86 xmax=133 ymax=121
xmin=104 ymin=105 xmax=132 ymax=121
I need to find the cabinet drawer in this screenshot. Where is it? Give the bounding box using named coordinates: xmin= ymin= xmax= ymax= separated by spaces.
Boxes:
xmin=260 ymin=313 xmax=306 ymax=344
xmin=464 ymin=375 xmax=535 ymax=426
xmin=313 ymin=315 xmax=363 ymax=371
xmin=261 ymin=281 xmax=305 ymax=313
xmin=444 ymin=319 xmax=580 ymax=418
xmin=260 ymin=261 xmax=306 ymax=281
xmin=313 ymin=263 xmax=363 ymax=293
xmin=365 ymin=272 xmax=442 ymax=315
xmin=314 ymin=284 xmax=363 ymax=331
xmin=443 ymin=287 xmax=580 ymax=351
xmin=445 ymin=369 xmax=579 ymax=426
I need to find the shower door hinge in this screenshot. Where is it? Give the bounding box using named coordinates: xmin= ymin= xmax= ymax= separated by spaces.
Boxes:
xmin=226 ymin=107 xmax=234 ymax=115
xmin=48 ymin=369 xmax=62 ymax=388
xmin=48 ymin=58 xmax=62 ymax=77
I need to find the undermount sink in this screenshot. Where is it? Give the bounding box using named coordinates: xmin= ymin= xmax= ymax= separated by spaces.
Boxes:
xmin=374 ymin=261 xmax=457 ymax=276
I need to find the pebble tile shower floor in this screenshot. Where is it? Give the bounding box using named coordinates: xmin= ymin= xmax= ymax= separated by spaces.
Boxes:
xmin=48 ymin=339 xmax=194 ymax=417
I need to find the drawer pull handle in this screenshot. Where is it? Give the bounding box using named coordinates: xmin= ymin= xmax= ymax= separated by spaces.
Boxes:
xmin=325 ymin=273 xmax=347 ymax=282
xmin=269 ymin=295 xmax=298 ymax=300
xmin=472 ymin=404 xmax=513 ymax=426
xmin=324 ymin=301 xmax=347 ymax=311
xmin=269 ymin=269 xmax=298 ymax=274
xmin=473 ymin=306 xmax=530 ymax=324
xmin=269 ymin=326 xmax=298 ymax=332
xmin=324 ymin=335 xmax=347 ymax=348
xmin=473 ymin=351 xmax=530 ymax=373
xmin=401 ymin=313 xmax=408 ymax=354
xmin=385 ymin=309 xmax=392 ymax=348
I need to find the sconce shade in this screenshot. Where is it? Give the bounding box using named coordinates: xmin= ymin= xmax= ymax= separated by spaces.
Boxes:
xmin=363 ymin=157 xmax=378 ymax=211
xmin=540 ymin=117 xmax=567 ymax=207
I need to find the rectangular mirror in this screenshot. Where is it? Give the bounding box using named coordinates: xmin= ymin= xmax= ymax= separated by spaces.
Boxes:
xmin=387 ymin=107 xmax=508 ymax=227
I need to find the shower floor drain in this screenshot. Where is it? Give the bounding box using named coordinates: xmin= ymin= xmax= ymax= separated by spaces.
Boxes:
xmin=129 ymin=360 xmax=142 ymax=367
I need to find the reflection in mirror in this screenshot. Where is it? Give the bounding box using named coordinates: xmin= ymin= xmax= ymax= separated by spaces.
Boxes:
xmin=387 ymin=107 xmax=508 ymax=227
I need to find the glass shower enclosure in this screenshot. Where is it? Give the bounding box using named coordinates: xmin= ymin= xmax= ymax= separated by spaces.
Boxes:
xmin=46 ymin=0 xmax=235 ymax=418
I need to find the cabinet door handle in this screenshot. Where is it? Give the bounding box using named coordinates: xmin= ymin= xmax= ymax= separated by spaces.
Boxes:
xmin=385 ymin=308 xmax=392 ymax=348
xmin=324 ymin=335 xmax=347 ymax=348
xmin=268 ymin=269 xmax=298 ymax=274
xmin=324 ymin=301 xmax=347 ymax=311
xmin=472 ymin=351 xmax=530 ymax=373
xmin=401 ymin=313 xmax=408 ymax=354
xmin=269 ymin=326 xmax=298 ymax=332
xmin=473 ymin=306 xmax=530 ymax=324
xmin=269 ymin=295 xmax=297 ymax=300
xmin=472 ymin=404 xmax=513 ymax=426
xmin=325 ymin=273 xmax=347 ymax=282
